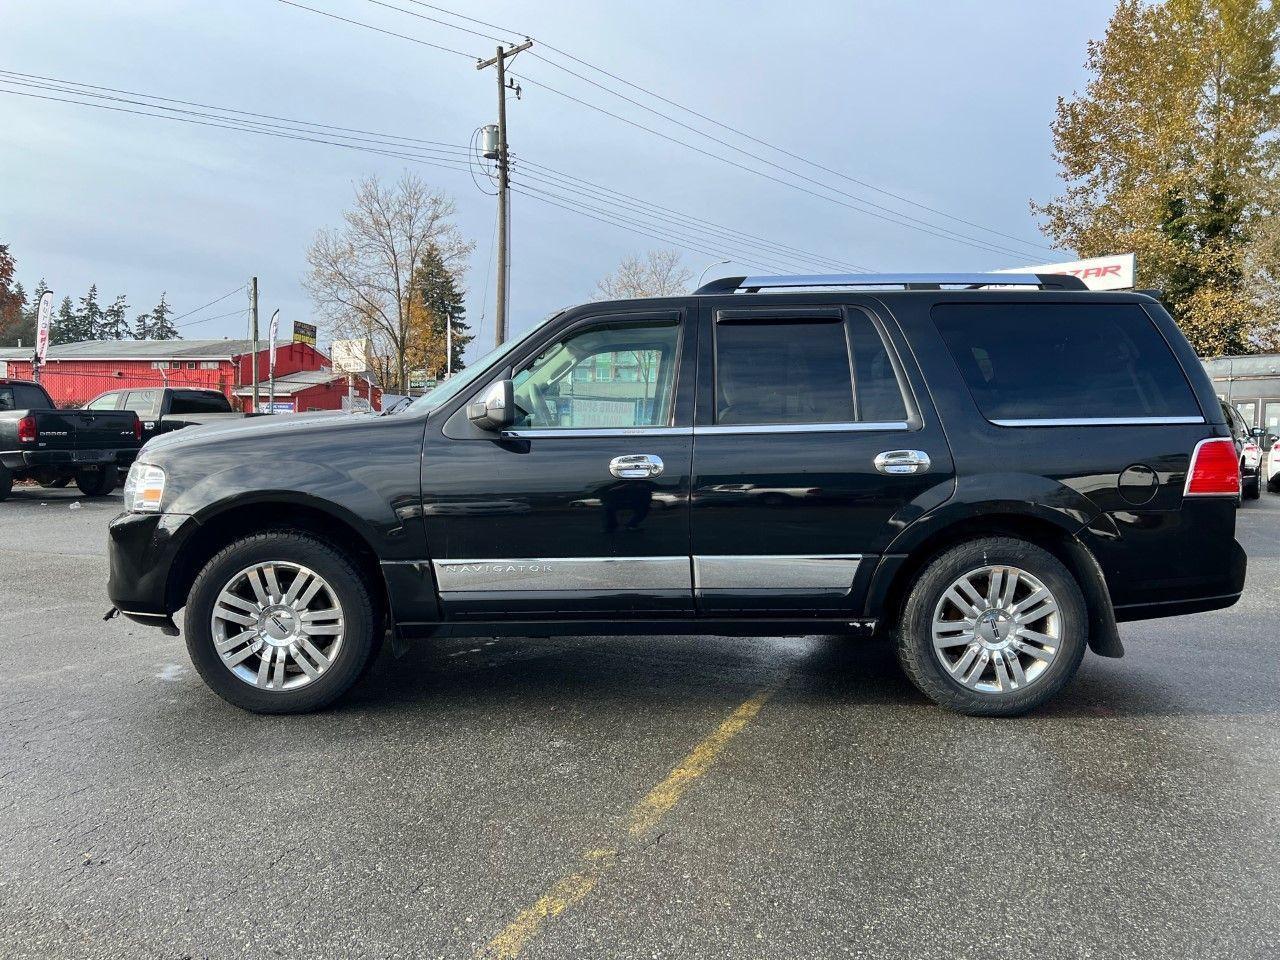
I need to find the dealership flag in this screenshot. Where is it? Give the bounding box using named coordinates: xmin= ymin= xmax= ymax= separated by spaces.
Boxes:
xmin=35 ymin=290 xmax=53 ymax=363
xmin=268 ymin=309 xmax=280 ymax=368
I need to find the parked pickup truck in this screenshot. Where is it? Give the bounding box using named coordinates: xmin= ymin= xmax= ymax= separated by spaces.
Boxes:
xmin=85 ymin=387 xmax=249 ymax=443
xmin=0 ymin=378 xmax=141 ymax=500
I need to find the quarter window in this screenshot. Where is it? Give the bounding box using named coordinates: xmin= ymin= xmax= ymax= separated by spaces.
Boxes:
xmin=713 ymin=313 xmax=907 ymax=425
xmin=933 ymin=303 xmax=1201 ymax=422
xmin=512 ymin=320 xmax=680 ymax=429
xmin=85 ymin=393 xmax=121 ymax=411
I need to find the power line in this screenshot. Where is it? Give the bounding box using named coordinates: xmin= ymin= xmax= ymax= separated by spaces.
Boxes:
xmin=512 ymin=170 xmax=824 ymax=274
xmin=0 ymin=68 xmax=467 ymax=152
xmin=3 ymin=72 xmax=843 ymax=271
xmin=274 ymin=0 xmax=478 ymax=59
xmin=0 ymin=74 xmax=472 ymax=161
xmin=512 ymin=184 xmax=783 ymax=273
xmin=0 ymin=85 xmax=474 ymax=176
xmin=509 ymin=72 xmax=1040 ymax=261
xmin=513 ymin=157 xmax=869 ymax=272
xmin=167 ymin=285 xmax=248 ymax=324
xmin=388 ymin=0 xmax=1057 ymax=256
xmin=176 ymin=308 xmax=249 ymax=330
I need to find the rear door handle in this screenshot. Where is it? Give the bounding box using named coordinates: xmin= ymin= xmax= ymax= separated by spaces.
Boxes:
xmin=609 ymin=454 xmax=664 ymax=479
xmin=874 ymin=449 xmax=931 ymax=475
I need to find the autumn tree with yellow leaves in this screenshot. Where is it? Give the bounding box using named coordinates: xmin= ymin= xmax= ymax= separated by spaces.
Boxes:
xmin=1035 ymin=0 xmax=1280 ymax=355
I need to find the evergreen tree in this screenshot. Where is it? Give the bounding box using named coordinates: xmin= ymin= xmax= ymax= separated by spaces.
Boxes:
xmin=132 ymin=310 xmax=152 ymax=340
xmin=145 ymin=293 xmax=179 ymax=340
xmin=0 ymin=244 xmax=27 ymax=347
xmin=102 ymin=293 xmax=131 ymax=340
xmin=72 ymin=284 xmax=104 ymax=341
xmin=408 ymin=243 xmax=472 ymax=379
xmin=53 ymin=296 xmax=76 ymax=344
xmin=6 ymin=278 xmax=50 ymax=349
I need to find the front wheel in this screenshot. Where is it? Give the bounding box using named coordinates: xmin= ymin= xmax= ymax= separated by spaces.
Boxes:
xmin=184 ymin=531 xmax=380 ymax=713
xmin=1244 ymin=472 xmax=1261 ymax=500
xmin=896 ymin=537 xmax=1088 ymax=716
xmin=75 ymin=465 xmax=117 ymax=497
xmin=0 ymin=466 xmax=12 ymax=502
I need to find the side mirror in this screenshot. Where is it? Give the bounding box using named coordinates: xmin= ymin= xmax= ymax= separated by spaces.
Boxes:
xmin=467 ymin=379 xmax=515 ymax=431
xmin=1250 ymin=426 xmax=1265 ymax=439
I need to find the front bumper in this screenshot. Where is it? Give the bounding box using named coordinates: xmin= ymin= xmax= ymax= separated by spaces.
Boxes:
xmin=107 ymin=510 xmax=200 ymax=626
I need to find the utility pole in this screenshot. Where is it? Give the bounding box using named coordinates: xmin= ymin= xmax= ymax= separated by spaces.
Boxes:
xmin=249 ymin=276 xmax=260 ymax=413
xmin=477 ymin=40 xmax=532 ymax=347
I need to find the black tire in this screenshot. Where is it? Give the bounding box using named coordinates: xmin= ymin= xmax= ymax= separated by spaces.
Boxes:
xmin=896 ymin=537 xmax=1088 ymax=717
xmin=1270 ymin=473 xmax=1280 ymax=494
xmin=184 ymin=531 xmax=381 ymax=714
xmin=75 ymin=465 xmax=117 ymax=497
xmin=1244 ymin=473 xmax=1261 ymax=500
xmin=41 ymin=476 xmax=71 ymax=489
xmin=0 ymin=466 xmax=11 ymax=502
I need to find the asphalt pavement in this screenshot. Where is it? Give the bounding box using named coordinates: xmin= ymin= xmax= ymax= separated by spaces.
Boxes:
xmin=1 ymin=483 xmax=1277 ymax=959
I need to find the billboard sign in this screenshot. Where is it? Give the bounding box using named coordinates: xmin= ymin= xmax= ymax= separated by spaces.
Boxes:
xmin=293 ymin=320 xmax=317 ymax=347
xmin=35 ymin=290 xmax=53 ymax=363
xmin=996 ymin=253 xmax=1136 ymax=291
xmin=331 ymin=338 xmax=371 ymax=374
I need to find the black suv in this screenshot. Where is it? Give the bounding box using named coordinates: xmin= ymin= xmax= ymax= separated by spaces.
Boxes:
xmin=107 ymin=273 xmax=1246 ymax=716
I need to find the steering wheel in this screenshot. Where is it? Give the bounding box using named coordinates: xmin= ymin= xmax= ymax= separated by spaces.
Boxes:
xmin=527 ymin=381 xmax=556 ymax=425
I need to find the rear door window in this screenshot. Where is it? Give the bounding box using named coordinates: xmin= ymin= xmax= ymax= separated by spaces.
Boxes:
xmin=170 ymin=391 xmax=230 ymax=414
xmin=932 ymin=303 xmax=1201 ymax=422
xmin=713 ymin=312 xmax=907 ymax=426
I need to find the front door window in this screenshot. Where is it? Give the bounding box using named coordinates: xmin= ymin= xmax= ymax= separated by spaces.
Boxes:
xmin=512 ymin=321 xmax=680 ymax=430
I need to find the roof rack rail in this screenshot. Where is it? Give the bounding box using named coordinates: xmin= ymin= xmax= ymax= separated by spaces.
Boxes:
xmin=693 ymin=272 xmax=1090 ymax=294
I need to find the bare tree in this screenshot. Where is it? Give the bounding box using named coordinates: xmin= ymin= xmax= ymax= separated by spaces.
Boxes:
xmin=305 ymin=172 xmax=474 ymax=391
xmin=594 ymin=250 xmax=692 ymax=301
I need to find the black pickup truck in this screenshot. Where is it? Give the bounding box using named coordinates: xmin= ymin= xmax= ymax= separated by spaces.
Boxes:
xmin=84 ymin=387 xmax=249 ymax=444
xmin=0 ymin=378 xmax=141 ymax=500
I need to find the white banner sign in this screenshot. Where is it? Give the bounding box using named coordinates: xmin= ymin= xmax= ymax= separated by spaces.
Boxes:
xmin=997 ymin=253 xmax=1136 ymax=291
xmin=268 ymin=309 xmax=280 ymax=368
xmin=35 ymin=290 xmax=53 ymax=363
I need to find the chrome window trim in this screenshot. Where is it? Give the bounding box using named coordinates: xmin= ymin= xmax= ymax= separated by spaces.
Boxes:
xmin=501 ymin=426 xmax=694 ymax=439
xmin=990 ymin=416 xmax=1206 ymax=427
xmin=695 ymin=421 xmax=910 ymax=435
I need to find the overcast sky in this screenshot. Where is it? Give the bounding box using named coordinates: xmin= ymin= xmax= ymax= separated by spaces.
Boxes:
xmin=2 ymin=0 xmax=1113 ymax=358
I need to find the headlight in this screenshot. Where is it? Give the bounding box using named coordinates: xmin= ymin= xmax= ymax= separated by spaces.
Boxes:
xmin=123 ymin=462 xmax=166 ymax=513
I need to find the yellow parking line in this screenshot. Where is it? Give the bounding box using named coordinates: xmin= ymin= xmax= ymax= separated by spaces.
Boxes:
xmin=480 ymin=685 xmax=779 ymax=959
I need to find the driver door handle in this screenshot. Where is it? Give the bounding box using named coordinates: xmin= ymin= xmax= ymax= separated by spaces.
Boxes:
xmin=609 ymin=454 xmax=664 ymax=479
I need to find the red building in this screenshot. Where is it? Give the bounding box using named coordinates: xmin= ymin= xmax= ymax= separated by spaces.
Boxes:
xmin=0 ymin=339 xmax=381 ymax=412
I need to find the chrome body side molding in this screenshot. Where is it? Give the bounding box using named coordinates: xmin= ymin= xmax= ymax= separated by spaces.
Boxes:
xmin=693 ymin=555 xmax=861 ymax=593
xmin=432 ymin=556 xmax=689 ymax=593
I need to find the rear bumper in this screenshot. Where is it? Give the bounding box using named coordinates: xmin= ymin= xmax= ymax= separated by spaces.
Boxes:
xmin=1 ymin=448 xmax=137 ymax=471
xmin=107 ymin=510 xmax=200 ymax=623
xmin=1083 ymin=499 xmax=1247 ymax=622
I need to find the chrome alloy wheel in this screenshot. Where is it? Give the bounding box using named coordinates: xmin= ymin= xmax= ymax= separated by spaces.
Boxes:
xmin=930 ymin=564 xmax=1061 ymax=695
xmin=210 ymin=562 xmax=345 ymax=691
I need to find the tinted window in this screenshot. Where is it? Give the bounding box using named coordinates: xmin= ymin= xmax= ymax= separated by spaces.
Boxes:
xmin=512 ymin=320 xmax=680 ymax=429
xmin=849 ymin=315 xmax=909 ymax=422
xmin=170 ymin=391 xmax=230 ymax=414
xmin=933 ymin=303 xmax=1200 ymax=421
xmin=122 ymin=390 xmax=161 ymax=419
xmin=0 ymin=383 xmax=52 ymax=410
xmin=716 ymin=318 xmax=852 ymax=425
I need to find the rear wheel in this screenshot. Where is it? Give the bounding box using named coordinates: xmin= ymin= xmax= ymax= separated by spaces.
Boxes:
xmin=1244 ymin=472 xmax=1261 ymax=500
xmin=0 ymin=466 xmax=12 ymax=502
xmin=75 ymin=465 xmax=117 ymax=497
xmin=184 ymin=531 xmax=380 ymax=713
xmin=896 ymin=537 xmax=1088 ymax=716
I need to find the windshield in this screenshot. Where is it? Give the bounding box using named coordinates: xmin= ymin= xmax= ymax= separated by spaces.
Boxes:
xmin=407 ymin=310 xmax=564 ymax=413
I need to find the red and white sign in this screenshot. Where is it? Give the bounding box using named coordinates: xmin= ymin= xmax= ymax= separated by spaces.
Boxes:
xmin=997 ymin=253 xmax=1136 ymax=291
xmin=35 ymin=290 xmax=53 ymax=363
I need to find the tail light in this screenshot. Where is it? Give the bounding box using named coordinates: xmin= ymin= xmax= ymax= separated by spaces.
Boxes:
xmin=1184 ymin=438 xmax=1240 ymax=497
xmin=133 ymin=417 xmax=143 ymax=442
xmin=17 ymin=415 xmax=36 ymax=443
